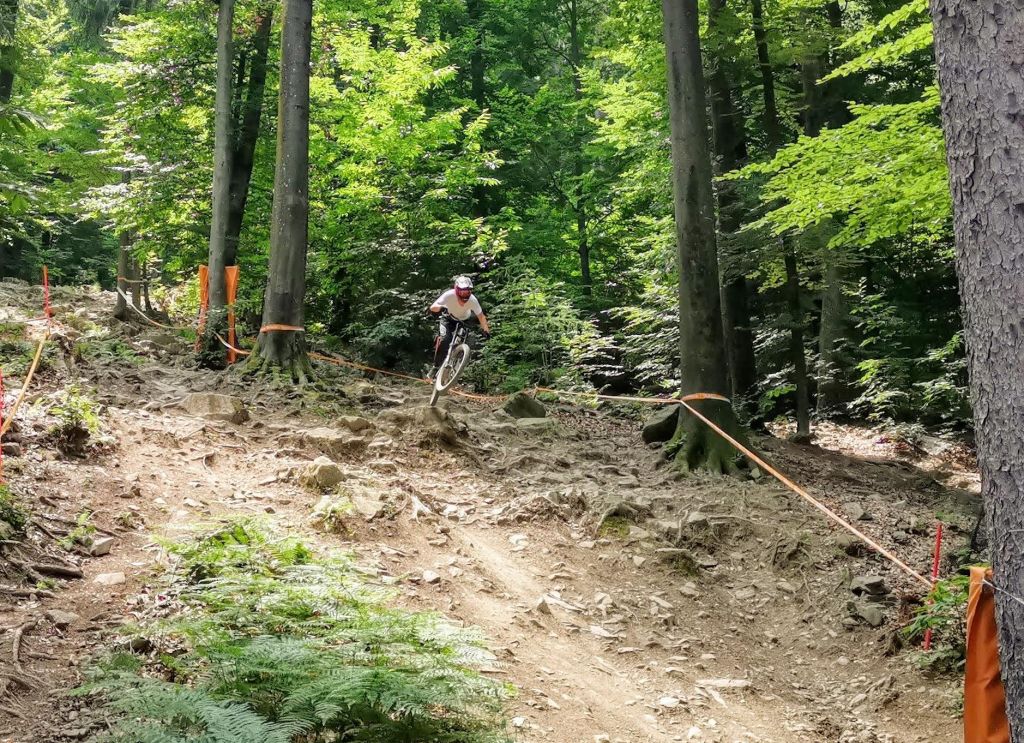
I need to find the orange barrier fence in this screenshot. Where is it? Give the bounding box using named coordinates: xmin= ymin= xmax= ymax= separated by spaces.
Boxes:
xmin=965 ymin=567 xmax=1009 ymax=743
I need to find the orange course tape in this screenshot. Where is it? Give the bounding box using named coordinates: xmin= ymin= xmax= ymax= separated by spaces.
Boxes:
xmin=261 ymin=324 xmax=305 ymax=333
xmin=677 ymin=398 xmax=932 ymax=588
xmin=204 ymin=327 xmax=930 ymax=586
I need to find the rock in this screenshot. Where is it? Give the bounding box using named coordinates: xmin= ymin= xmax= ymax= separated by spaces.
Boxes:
xmin=93 ymin=572 xmax=126 ymax=586
xmin=642 ymin=406 xmax=679 ymax=444
xmin=299 ymin=456 xmax=346 ymax=489
xmin=45 ymin=609 xmax=80 ymax=628
xmin=835 ymin=532 xmax=865 ymax=556
xmin=343 ymin=380 xmax=376 ymax=402
xmin=182 ymin=393 xmax=249 ymax=424
xmin=850 ymin=600 xmax=885 ymax=627
xmin=88 ymin=536 xmax=114 ymax=557
xmin=652 ymin=519 xmax=682 ymax=541
xmin=378 ymin=406 xmax=468 ymax=446
xmin=850 ymin=575 xmax=889 ymax=597
xmin=844 ymin=501 xmax=871 ymax=522
xmin=300 ymin=427 xmax=368 ymax=456
xmin=516 ymin=417 xmax=557 ymax=435
xmin=680 ymin=582 xmax=699 ymax=598
xmin=422 ymin=570 xmax=441 ymax=584
xmin=685 ymin=511 xmax=710 ymax=528
xmin=338 ymin=415 xmax=374 ymax=433
xmin=1 ymin=441 xmax=22 ymax=457
xmin=658 ymin=696 xmax=681 ymax=708
xmin=503 ymin=392 xmax=546 ymax=419
xmin=533 ymin=596 xmax=553 ymax=614
xmin=351 ymin=493 xmax=385 ymax=521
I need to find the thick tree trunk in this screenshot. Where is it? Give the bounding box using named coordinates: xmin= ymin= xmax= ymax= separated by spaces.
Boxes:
xmin=930 ymin=1 xmax=1024 ymax=736
xmin=708 ymin=0 xmax=756 ymax=410
xmin=225 ymin=7 xmax=273 ymax=266
xmin=661 ymin=0 xmax=745 ymax=473
xmin=250 ymin=0 xmax=312 ymax=382
xmin=200 ymin=0 xmax=236 ymax=366
xmin=0 ymin=0 xmax=18 ymax=103
xmin=141 ymin=260 xmax=153 ymax=313
xmin=784 ymin=250 xmax=810 ymax=438
xmin=816 ymin=257 xmax=847 ymax=415
xmin=568 ymin=0 xmax=591 ymax=295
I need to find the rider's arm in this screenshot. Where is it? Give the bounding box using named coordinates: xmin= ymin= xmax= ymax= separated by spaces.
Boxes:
xmin=476 ymin=311 xmax=491 ymax=334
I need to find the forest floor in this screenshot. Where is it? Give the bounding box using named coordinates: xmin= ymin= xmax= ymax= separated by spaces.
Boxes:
xmin=0 ymin=281 xmax=977 ymax=743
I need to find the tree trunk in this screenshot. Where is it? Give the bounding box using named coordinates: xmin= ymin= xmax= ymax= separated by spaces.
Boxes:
xmin=816 ymin=257 xmax=847 ymax=415
xmin=226 ymin=6 xmax=273 ymax=265
xmin=200 ymin=0 xmax=236 ymax=366
xmin=0 ymin=0 xmax=18 ymax=103
xmin=708 ymin=0 xmax=756 ymax=410
xmin=752 ymin=0 xmax=811 ymax=435
xmin=114 ymin=235 xmax=131 ymax=320
xmin=250 ymin=0 xmax=312 ymax=382
xmin=568 ymin=0 xmax=590 ymax=295
xmin=750 ymin=0 xmax=781 ymax=148
xmin=930 ymin=1 xmax=1024 ymax=735
xmin=141 ymin=260 xmax=153 ymax=312
xmin=467 ymin=0 xmax=488 ymax=217
xmin=661 ymin=0 xmax=745 ymax=473
xmin=784 ymin=250 xmax=810 ymax=438
xmin=129 ymin=257 xmax=142 ymax=308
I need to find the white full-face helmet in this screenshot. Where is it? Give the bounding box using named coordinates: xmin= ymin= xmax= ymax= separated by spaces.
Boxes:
xmin=454 ymin=275 xmax=474 ymax=300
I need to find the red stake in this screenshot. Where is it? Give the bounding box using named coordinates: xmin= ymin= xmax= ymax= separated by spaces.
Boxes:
xmin=42 ymin=265 xmax=51 ymax=328
xmin=0 ymin=369 xmax=5 ymax=483
xmin=923 ymin=522 xmax=944 ymax=651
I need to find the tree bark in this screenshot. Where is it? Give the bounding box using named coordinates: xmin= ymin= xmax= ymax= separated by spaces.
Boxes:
xmin=225 ymin=6 xmax=273 ymax=267
xmin=784 ymin=250 xmax=810 ymax=438
xmin=751 ymin=0 xmax=810 ymax=435
xmin=129 ymin=257 xmax=142 ymax=308
xmin=568 ymin=0 xmax=591 ymax=295
xmin=750 ymin=0 xmax=781 ymax=148
xmin=816 ymin=256 xmax=847 ymax=415
xmin=661 ymin=0 xmax=745 ymax=473
xmin=707 ymin=0 xmax=756 ymax=410
xmin=930 ymin=1 xmax=1024 ymax=736
xmin=0 ymin=0 xmax=18 ymax=103
xmin=200 ymin=0 xmax=236 ymax=366
xmin=467 ymin=0 xmax=488 ymax=218
xmin=250 ymin=0 xmax=312 ymax=382
xmin=114 ymin=171 xmax=132 ymax=321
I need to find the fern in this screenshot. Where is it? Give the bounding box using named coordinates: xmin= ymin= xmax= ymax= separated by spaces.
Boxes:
xmin=82 ymin=521 xmax=513 ymax=743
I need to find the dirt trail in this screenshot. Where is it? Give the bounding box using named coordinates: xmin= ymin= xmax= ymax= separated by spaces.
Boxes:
xmin=0 ymin=283 xmax=971 ymax=742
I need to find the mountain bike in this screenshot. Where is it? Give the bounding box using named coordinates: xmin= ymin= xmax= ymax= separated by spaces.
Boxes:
xmin=429 ymin=314 xmax=474 ymax=407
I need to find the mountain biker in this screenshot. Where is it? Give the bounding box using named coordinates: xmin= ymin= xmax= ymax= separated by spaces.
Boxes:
xmin=428 ymin=276 xmax=491 ymax=379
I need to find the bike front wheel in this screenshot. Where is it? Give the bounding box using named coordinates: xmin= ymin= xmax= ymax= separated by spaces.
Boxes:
xmin=436 ymin=343 xmax=471 ymax=393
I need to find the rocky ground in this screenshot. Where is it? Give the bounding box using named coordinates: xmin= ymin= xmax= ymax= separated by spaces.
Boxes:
xmin=0 ymin=280 xmax=975 ymax=742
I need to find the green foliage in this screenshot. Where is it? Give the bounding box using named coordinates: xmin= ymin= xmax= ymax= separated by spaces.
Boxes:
xmin=43 ymin=384 xmax=103 ymax=454
xmin=82 ymin=520 xmax=512 ymax=743
xmin=0 ymin=483 xmax=29 ymax=534
xmin=904 ymin=572 xmax=969 ymax=675
xmin=58 ymin=510 xmax=96 ymax=551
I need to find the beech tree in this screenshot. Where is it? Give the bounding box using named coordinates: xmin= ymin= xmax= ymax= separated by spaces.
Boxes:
xmin=249 ymin=0 xmax=312 ymax=382
xmin=930 ymin=0 xmax=1024 ymax=733
xmin=200 ymin=0 xmax=236 ymax=365
xmin=661 ymin=0 xmax=744 ymax=473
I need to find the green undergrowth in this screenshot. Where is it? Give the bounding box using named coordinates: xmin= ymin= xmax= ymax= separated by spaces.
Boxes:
xmin=0 ymin=483 xmax=29 ymax=535
xmin=904 ymin=572 xmax=970 ymax=675
xmin=77 ymin=520 xmax=514 ymax=743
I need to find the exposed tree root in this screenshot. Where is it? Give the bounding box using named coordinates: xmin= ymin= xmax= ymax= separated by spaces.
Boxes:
xmin=666 ymin=400 xmax=747 ymax=475
xmin=244 ymin=332 xmax=314 ymax=385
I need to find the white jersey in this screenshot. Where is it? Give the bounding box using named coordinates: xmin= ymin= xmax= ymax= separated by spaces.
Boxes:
xmin=433 ymin=289 xmax=483 ymax=321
